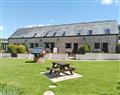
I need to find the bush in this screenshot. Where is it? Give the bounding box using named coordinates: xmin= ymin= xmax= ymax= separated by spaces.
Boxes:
xmin=8 ymin=44 xmax=27 ymax=54
xmin=78 ymin=45 xmax=85 ymax=54
xmin=8 ymin=44 xmax=17 ymax=54
xmin=84 ymin=44 xmax=91 ymax=52
xmin=78 ymin=44 xmax=91 ymax=54
xmin=17 ymin=45 xmax=27 ymax=53
xmin=116 ymin=43 xmax=120 ymax=53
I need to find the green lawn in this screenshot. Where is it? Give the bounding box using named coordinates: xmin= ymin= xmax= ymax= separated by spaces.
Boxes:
xmin=0 ymin=58 xmax=120 ymax=95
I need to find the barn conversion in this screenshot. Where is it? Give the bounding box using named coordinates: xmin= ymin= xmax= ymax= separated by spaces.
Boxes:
xmin=8 ymin=20 xmax=120 ymax=53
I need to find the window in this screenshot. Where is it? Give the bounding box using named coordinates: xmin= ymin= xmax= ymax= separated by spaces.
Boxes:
xmin=63 ymin=32 xmax=66 ymax=36
xmin=44 ymin=32 xmax=49 ymax=37
xmin=44 ymin=43 xmax=49 ymax=48
xmin=77 ymin=32 xmax=81 ymax=36
xmin=88 ymin=30 xmax=93 ymax=35
xmin=104 ymin=28 xmax=111 ymax=34
xmin=35 ymin=43 xmax=38 ymax=47
xmin=94 ymin=43 xmax=100 ymax=49
xmin=30 ymin=43 xmax=34 ymax=48
xmin=33 ymin=33 xmax=37 ymax=37
xmin=53 ymin=32 xmax=56 ymax=36
xmin=65 ymin=43 xmax=72 ymax=48
xmin=119 ymin=36 xmax=120 ymax=40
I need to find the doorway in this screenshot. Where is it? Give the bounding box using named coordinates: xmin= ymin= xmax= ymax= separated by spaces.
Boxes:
xmin=73 ymin=43 xmax=78 ymax=53
xmin=102 ymin=43 xmax=108 ymax=53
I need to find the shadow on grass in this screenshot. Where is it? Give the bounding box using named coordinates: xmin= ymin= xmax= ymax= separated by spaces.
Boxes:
xmin=25 ymin=61 xmax=36 ymax=63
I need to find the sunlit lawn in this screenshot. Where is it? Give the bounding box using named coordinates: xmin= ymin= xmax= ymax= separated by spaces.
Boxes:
xmin=0 ymin=58 xmax=120 ymax=95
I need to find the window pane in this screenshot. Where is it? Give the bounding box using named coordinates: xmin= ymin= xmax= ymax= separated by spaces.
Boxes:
xmin=35 ymin=43 xmax=38 ymax=47
xmin=105 ymin=29 xmax=110 ymax=34
xmin=45 ymin=43 xmax=49 ymax=48
xmin=88 ymin=30 xmax=92 ymax=35
xmin=30 ymin=43 xmax=34 ymax=48
xmin=94 ymin=43 xmax=100 ymax=49
xmin=65 ymin=43 xmax=72 ymax=48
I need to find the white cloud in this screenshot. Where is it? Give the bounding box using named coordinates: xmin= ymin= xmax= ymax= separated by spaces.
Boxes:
xmin=0 ymin=26 xmax=3 ymax=32
xmin=25 ymin=24 xmax=52 ymax=28
xmin=26 ymin=24 xmax=44 ymax=28
xmin=101 ymin=0 xmax=113 ymax=5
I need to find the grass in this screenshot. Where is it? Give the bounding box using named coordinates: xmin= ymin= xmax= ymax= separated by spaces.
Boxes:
xmin=0 ymin=58 xmax=120 ymax=95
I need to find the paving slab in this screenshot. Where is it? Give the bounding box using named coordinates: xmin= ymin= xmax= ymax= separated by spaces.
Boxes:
xmin=41 ymin=71 xmax=83 ymax=82
xmin=43 ymin=91 xmax=55 ymax=95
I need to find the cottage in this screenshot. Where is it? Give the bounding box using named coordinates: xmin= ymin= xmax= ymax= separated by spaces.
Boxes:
xmin=8 ymin=20 xmax=120 ymax=53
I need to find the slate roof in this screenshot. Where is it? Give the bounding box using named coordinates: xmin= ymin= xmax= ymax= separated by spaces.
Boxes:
xmin=9 ymin=20 xmax=119 ymax=38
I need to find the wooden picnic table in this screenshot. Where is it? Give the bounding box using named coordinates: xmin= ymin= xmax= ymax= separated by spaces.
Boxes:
xmin=47 ymin=62 xmax=75 ymax=76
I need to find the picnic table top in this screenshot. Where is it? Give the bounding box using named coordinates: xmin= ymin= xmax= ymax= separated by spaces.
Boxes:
xmin=53 ymin=62 xmax=69 ymax=66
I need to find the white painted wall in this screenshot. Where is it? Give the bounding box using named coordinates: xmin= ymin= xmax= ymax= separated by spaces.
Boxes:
xmin=44 ymin=53 xmax=68 ymax=60
xmin=0 ymin=53 xmax=34 ymax=59
xmin=0 ymin=53 xmax=120 ymax=60
xmin=76 ymin=53 xmax=120 ymax=60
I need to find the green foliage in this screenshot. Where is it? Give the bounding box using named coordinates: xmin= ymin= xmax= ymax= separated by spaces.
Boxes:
xmin=78 ymin=43 xmax=91 ymax=54
xmin=8 ymin=44 xmax=27 ymax=54
xmin=78 ymin=45 xmax=85 ymax=54
xmin=0 ymin=83 xmax=26 ymax=95
xmin=83 ymin=44 xmax=91 ymax=52
xmin=17 ymin=45 xmax=27 ymax=53
xmin=8 ymin=44 xmax=18 ymax=54
xmin=116 ymin=43 xmax=120 ymax=53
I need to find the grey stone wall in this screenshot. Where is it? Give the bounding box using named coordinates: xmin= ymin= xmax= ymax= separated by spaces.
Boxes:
xmin=8 ymin=34 xmax=118 ymax=53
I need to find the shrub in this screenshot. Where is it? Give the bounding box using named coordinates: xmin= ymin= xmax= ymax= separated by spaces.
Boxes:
xmin=116 ymin=43 xmax=120 ymax=53
xmin=8 ymin=44 xmax=17 ymax=54
xmin=8 ymin=44 xmax=27 ymax=54
xmin=78 ymin=44 xmax=91 ymax=54
xmin=78 ymin=45 xmax=85 ymax=54
xmin=17 ymin=45 xmax=27 ymax=53
xmin=84 ymin=44 xmax=91 ymax=52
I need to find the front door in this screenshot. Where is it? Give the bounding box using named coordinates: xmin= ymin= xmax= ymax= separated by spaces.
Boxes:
xmin=73 ymin=43 xmax=78 ymax=53
xmin=102 ymin=43 xmax=108 ymax=53
xmin=51 ymin=42 xmax=55 ymax=52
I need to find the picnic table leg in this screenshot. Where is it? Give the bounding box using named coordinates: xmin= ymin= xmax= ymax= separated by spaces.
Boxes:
xmin=49 ymin=62 xmax=56 ymax=74
xmin=68 ymin=66 xmax=73 ymax=75
xmin=49 ymin=70 xmax=52 ymax=74
xmin=70 ymin=70 xmax=73 ymax=75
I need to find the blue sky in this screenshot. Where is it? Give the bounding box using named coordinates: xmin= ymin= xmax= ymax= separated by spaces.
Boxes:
xmin=0 ymin=0 xmax=120 ymax=38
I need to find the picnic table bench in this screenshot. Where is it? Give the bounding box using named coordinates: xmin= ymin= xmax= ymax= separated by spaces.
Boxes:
xmin=47 ymin=62 xmax=75 ymax=76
